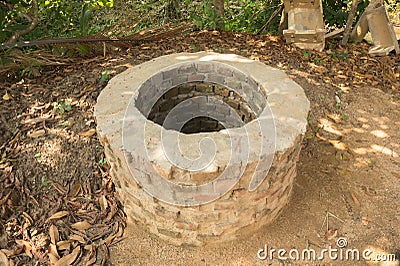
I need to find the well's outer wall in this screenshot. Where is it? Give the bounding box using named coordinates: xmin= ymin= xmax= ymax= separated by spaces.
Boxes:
xmin=94 ymin=52 xmax=310 ymax=246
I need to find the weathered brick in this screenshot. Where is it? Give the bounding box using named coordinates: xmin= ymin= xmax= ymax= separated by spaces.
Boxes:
xmin=214 ymin=179 xmax=237 ymax=194
xmin=206 ymin=73 xmax=225 ymax=84
xmin=125 ymin=193 xmax=143 ymax=207
xmin=216 ymin=65 xmax=233 ymax=77
xmin=142 ymin=209 xmax=156 ymax=221
xmin=194 ymin=193 xmax=219 ymax=203
xmin=177 ymin=84 xmax=193 ymax=94
xmin=196 ymin=233 xmax=216 ymax=242
xmin=188 ymin=73 xmax=205 ymax=82
xmin=194 ymin=212 xmax=220 ymax=222
xmin=196 ymin=62 xmax=214 ymax=73
xmin=172 ymin=75 xmax=188 ymax=86
xmin=214 ymin=200 xmax=236 ymax=210
xmin=232 ymin=69 xmax=247 ymax=82
xmin=175 ymin=221 xmax=199 ymax=231
xmin=154 ymin=205 xmax=179 ymax=219
xmin=253 ymin=208 xmax=272 ymax=219
xmin=151 ymin=72 xmax=164 ymax=87
xmin=162 ymin=68 xmax=178 ymax=79
xmin=225 ymin=78 xmax=242 ymax=93
xmin=214 ymin=86 xmax=230 ymax=97
xmin=178 ymin=63 xmax=196 ymax=74
xmin=190 ymin=171 xmax=217 ymax=184
xmin=158 ymin=228 xmax=182 ymax=238
xmin=165 ymin=87 xmax=179 ymax=98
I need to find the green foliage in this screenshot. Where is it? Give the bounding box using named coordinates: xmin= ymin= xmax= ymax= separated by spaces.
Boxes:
xmin=223 ymin=0 xmax=281 ymax=33
xmin=302 ymin=50 xmax=313 ymax=58
xmin=20 ymin=59 xmax=41 ymax=77
xmin=98 ymin=157 xmax=107 ymax=166
xmin=186 ymin=0 xmax=223 ymax=30
xmin=34 ymin=0 xmax=113 ymax=38
xmin=1 ymin=0 xmax=114 ymax=43
xmin=41 ymin=176 xmax=51 ymax=188
xmin=312 ymin=57 xmax=325 ymax=65
xmin=1 ymin=0 xmax=32 ymax=43
xmin=100 ymin=70 xmax=110 ymax=83
xmin=323 ymin=0 xmax=369 ymax=27
xmin=302 ymin=50 xmax=324 ymax=65
xmin=54 ymin=101 xmax=72 ymax=115
xmin=330 ymin=51 xmax=349 ymax=60
xmin=186 ymin=0 xmax=282 ymax=33
xmin=2 ymin=0 xmax=398 ymax=45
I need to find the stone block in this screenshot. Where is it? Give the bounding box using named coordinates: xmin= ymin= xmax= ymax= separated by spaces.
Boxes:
xmin=188 ymin=73 xmax=206 ymax=82
xmin=283 ymin=0 xmax=325 ymax=51
xmin=196 ymin=62 xmax=214 ymax=73
xmin=158 ymin=228 xmax=182 ymax=238
xmin=366 ymin=6 xmax=400 ymax=56
xmin=178 ymin=63 xmax=196 ymax=74
xmin=206 ymin=73 xmax=225 ymax=84
xmin=216 ymin=65 xmax=234 ymax=77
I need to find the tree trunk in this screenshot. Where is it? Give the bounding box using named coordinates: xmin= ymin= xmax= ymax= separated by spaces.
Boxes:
xmin=342 ymin=0 xmax=360 ymax=45
xmin=212 ymin=0 xmax=224 ymax=29
xmin=278 ymin=11 xmax=288 ymax=35
xmin=350 ymin=0 xmax=384 ymax=43
xmin=164 ymin=0 xmax=181 ymax=23
xmin=5 ymin=0 xmax=39 ymax=45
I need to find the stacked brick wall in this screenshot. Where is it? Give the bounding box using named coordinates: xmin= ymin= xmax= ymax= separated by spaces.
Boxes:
xmin=95 ymin=53 xmax=310 ymax=246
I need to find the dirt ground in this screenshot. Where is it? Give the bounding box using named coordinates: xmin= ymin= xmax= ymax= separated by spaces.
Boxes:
xmin=1 ymin=31 xmax=399 ymax=265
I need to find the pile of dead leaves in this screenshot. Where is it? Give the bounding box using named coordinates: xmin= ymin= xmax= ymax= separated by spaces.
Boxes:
xmin=0 ymin=163 xmax=126 ymax=265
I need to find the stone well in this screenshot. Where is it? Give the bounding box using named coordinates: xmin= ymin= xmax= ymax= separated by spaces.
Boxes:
xmin=94 ymin=52 xmax=310 ymax=246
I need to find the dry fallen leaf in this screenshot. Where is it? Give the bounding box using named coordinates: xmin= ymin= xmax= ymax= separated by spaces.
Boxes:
xmin=68 ymin=181 xmax=82 ymax=197
xmin=83 ymin=244 xmax=96 ymax=266
xmin=105 ymin=233 xmax=116 ymax=246
xmin=69 ymin=234 xmax=86 ymax=244
xmin=2 ymin=92 xmax=10 ymax=101
xmin=392 ymin=172 xmax=400 ymax=179
xmin=0 ymin=250 xmax=9 ymax=266
xmin=325 ymin=228 xmax=338 ymax=241
xmin=361 ymin=216 xmax=369 ymax=225
xmin=351 ymin=192 xmax=361 ymax=207
xmin=54 ymin=246 xmax=80 ymax=266
xmin=56 ymin=240 xmax=73 ymax=251
xmin=47 ymin=211 xmax=69 ymax=221
xmin=329 ymin=139 xmax=348 ymax=150
xmin=71 ymin=221 xmax=91 ymax=231
xmin=49 ymin=225 xmax=59 ymax=244
xmin=48 ymin=252 xmax=59 ymax=265
xmin=22 ymin=212 xmax=34 ymax=225
xmin=78 ymin=129 xmax=96 ymax=137
xmin=327 ymin=113 xmax=341 ymax=124
xmin=15 ymin=239 xmax=33 ymax=258
xmin=48 ymin=243 xmax=59 ymax=260
xmin=0 ymin=248 xmax=20 ymax=257
xmin=28 ymin=129 xmax=46 ymax=138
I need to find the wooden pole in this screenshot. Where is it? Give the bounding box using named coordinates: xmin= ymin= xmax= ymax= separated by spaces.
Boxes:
xmin=350 ymin=0 xmax=384 ymax=43
xmin=342 ymin=0 xmax=360 ymax=45
xmin=257 ymin=4 xmax=284 ymax=35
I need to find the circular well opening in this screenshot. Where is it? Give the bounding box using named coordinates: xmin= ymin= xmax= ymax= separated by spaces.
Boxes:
xmin=135 ymin=62 xmax=267 ymax=134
